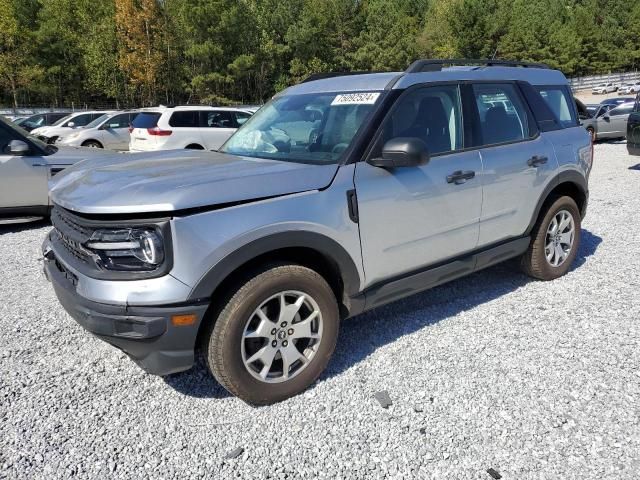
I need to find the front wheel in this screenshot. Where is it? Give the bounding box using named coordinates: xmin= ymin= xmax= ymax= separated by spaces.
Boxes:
xmin=82 ymin=140 xmax=103 ymax=148
xmin=521 ymin=196 xmax=581 ymax=280
xmin=205 ymin=264 xmax=339 ymax=405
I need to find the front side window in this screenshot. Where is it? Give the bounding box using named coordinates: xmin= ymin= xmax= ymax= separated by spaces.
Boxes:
xmin=203 ymin=111 xmax=234 ymax=128
xmin=373 ymin=85 xmax=463 ymax=157
xmin=234 ymin=111 xmax=251 ymax=126
xmin=103 ymin=113 xmax=130 ymax=129
xmin=609 ymin=105 xmax=633 ymax=116
xmin=86 ymin=114 xmax=110 ymax=129
xmin=71 ymin=114 xmax=94 ymax=127
xmin=536 ymin=86 xmax=577 ymax=127
xmin=473 ymin=83 xmax=533 ymax=145
xmin=221 ymin=91 xmax=380 ymax=164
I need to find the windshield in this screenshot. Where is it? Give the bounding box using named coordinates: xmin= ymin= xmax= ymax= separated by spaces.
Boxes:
xmin=86 ymin=114 xmax=110 ymax=129
xmin=220 ymin=91 xmax=381 ymax=164
xmin=1 ymin=117 xmax=57 ymax=155
xmin=52 ymin=114 xmax=73 ymax=126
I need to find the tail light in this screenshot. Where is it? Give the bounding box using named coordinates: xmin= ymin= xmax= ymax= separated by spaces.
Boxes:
xmin=147 ymin=127 xmax=172 ymax=136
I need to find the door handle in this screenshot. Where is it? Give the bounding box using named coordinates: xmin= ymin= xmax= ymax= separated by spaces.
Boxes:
xmin=446 ymin=170 xmax=475 ymax=184
xmin=527 ymin=155 xmax=548 ymax=167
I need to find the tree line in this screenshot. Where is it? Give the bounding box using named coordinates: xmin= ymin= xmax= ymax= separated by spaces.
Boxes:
xmin=1 ymin=0 xmax=639 ymax=108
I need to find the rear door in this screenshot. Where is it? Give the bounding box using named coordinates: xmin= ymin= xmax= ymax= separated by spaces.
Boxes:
xmin=470 ymin=82 xmax=557 ymax=247
xmin=0 ymin=123 xmax=49 ymax=209
xmin=355 ymin=83 xmax=483 ymax=285
xmin=200 ymin=110 xmax=237 ymax=150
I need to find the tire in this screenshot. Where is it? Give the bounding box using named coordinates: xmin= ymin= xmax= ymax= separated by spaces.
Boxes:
xmin=586 ymin=127 xmax=596 ymax=142
xmin=205 ymin=264 xmax=339 ymax=405
xmin=185 ymin=144 xmax=204 ymax=150
xmin=82 ymin=140 xmax=103 ymax=148
xmin=520 ymin=195 xmax=581 ymax=280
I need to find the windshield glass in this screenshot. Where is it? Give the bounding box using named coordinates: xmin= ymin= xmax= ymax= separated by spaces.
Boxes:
xmin=52 ymin=114 xmax=73 ymax=126
xmin=220 ymin=91 xmax=381 ymax=164
xmin=86 ymin=114 xmax=110 ymax=129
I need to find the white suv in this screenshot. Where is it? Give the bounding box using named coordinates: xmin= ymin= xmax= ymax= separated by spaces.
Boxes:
xmin=591 ymin=83 xmax=617 ymax=95
xmin=129 ymin=106 xmax=254 ymax=152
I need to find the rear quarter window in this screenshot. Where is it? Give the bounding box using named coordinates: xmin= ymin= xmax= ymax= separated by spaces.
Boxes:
xmin=132 ymin=112 xmax=161 ymax=129
xmin=535 ymin=86 xmax=578 ymax=127
xmin=169 ymin=111 xmax=199 ymax=128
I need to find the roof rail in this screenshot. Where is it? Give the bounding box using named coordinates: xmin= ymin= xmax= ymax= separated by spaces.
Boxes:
xmin=406 ymin=59 xmax=550 ymax=73
xmin=301 ymin=71 xmax=380 ymax=83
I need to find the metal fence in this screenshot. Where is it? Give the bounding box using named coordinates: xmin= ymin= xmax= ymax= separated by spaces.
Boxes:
xmin=569 ymin=71 xmax=640 ymax=91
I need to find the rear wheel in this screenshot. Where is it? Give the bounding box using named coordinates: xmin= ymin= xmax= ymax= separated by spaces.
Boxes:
xmin=82 ymin=140 xmax=103 ymax=148
xmin=205 ymin=264 xmax=339 ymax=405
xmin=521 ymin=196 xmax=581 ymax=280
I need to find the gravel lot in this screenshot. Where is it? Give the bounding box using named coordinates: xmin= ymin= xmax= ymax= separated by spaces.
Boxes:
xmin=2 ymin=142 xmax=640 ymax=479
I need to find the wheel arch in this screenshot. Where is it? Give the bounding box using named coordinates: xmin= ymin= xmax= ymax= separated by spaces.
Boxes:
xmin=82 ymin=139 xmax=103 ymax=148
xmin=526 ymin=171 xmax=588 ymax=235
xmin=189 ymin=231 xmax=362 ymax=342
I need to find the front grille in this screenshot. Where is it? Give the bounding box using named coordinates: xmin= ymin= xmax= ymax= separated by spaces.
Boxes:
xmin=50 ymin=207 xmax=96 ymax=265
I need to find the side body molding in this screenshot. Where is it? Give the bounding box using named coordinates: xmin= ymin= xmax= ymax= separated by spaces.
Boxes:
xmin=188 ymin=231 xmax=362 ymax=302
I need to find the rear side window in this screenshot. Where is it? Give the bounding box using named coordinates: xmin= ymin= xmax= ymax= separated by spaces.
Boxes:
xmin=535 ymin=86 xmax=577 ymax=127
xmin=132 ymin=112 xmax=161 ymax=129
xmin=473 ymin=83 xmax=533 ymax=145
xmin=169 ymin=111 xmax=199 ymax=128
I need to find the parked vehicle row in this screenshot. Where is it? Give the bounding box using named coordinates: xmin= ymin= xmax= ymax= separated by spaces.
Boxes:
xmin=627 ymin=94 xmax=640 ymax=156
xmin=40 ymin=59 xmax=592 ymax=405
xmin=591 ymin=81 xmax=640 ymax=95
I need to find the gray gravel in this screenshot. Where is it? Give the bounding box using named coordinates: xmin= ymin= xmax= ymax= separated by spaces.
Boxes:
xmin=2 ymin=142 xmax=640 ymax=479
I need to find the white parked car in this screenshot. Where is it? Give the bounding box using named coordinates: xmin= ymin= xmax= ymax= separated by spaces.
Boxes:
xmin=622 ymin=82 xmax=640 ymax=94
xmin=57 ymin=111 xmax=141 ymax=150
xmin=592 ymin=83 xmax=617 ymax=95
xmin=31 ymin=111 xmax=111 ymax=144
xmin=129 ymin=106 xmax=254 ymax=152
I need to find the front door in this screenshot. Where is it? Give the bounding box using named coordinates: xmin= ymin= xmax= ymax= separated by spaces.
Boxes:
xmin=355 ymin=84 xmax=483 ymax=286
xmin=100 ymin=113 xmax=132 ymax=150
xmin=201 ymin=111 xmax=237 ymax=150
xmin=0 ymin=124 xmax=48 ymax=209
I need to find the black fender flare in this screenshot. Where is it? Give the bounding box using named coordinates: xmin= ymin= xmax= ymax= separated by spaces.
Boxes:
xmin=187 ymin=231 xmax=362 ymax=301
xmin=525 ymin=170 xmax=588 ymax=235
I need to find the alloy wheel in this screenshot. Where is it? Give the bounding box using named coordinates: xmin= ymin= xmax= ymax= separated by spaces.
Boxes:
xmin=545 ymin=209 xmax=575 ymax=267
xmin=241 ymin=291 xmax=323 ymax=383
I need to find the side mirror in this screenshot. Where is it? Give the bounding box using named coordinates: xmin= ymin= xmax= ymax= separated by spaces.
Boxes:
xmin=67 ymin=121 xmax=75 ymax=128
xmin=368 ymin=137 xmax=430 ymax=168
xmin=8 ymin=140 xmax=30 ymax=156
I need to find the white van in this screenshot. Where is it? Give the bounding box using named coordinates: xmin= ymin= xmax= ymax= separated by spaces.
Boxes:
xmin=129 ymin=106 xmax=254 ymax=152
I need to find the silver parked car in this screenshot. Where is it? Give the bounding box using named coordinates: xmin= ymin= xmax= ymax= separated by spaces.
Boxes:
xmin=0 ymin=117 xmax=120 ymax=218
xmin=43 ymin=59 xmax=592 ymax=404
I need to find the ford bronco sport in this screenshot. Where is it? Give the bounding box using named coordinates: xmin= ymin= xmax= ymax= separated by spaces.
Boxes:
xmin=43 ymin=59 xmax=592 ymax=405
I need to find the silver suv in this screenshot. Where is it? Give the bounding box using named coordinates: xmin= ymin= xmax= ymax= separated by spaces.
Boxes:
xmin=43 ymin=59 xmax=592 ymax=404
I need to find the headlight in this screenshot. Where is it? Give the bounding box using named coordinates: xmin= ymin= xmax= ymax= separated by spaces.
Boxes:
xmin=85 ymin=228 xmax=165 ymax=271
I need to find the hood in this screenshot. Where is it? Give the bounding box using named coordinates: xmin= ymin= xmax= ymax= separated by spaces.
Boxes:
xmin=50 ymin=150 xmax=339 ymax=214
xmin=46 ymin=146 xmax=123 ymax=166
